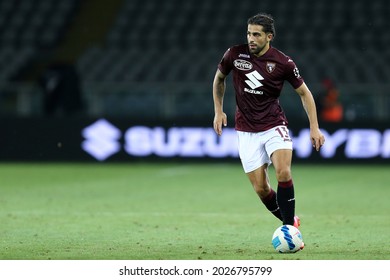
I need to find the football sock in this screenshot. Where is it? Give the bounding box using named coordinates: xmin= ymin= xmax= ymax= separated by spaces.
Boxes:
xmin=260 ymin=188 xmax=283 ymax=221
xmin=277 ymin=179 xmax=295 ymax=225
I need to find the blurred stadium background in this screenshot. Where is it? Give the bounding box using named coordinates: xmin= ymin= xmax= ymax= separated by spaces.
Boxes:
xmin=1 ymin=1 xmax=389 ymax=263
xmin=0 ymin=0 xmax=389 ymax=162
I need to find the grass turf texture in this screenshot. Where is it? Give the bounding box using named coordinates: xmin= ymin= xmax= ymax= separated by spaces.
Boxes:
xmin=1 ymin=163 xmax=389 ymax=260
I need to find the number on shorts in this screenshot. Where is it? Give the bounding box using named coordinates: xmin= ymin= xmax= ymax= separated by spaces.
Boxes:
xmin=275 ymin=126 xmax=292 ymax=142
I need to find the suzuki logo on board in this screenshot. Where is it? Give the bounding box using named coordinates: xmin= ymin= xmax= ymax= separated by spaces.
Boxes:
xmin=81 ymin=119 xmax=390 ymax=161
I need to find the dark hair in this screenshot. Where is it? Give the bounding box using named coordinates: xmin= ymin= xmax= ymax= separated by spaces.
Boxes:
xmin=247 ymin=13 xmax=276 ymax=39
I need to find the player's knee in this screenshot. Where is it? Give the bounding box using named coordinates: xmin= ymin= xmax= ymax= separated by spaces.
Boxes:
xmin=253 ymin=183 xmax=270 ymax=199
xmin=275 ymin=167 xmax=291 ymax=182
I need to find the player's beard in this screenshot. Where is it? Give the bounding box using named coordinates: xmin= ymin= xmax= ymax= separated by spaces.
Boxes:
xmin=248 ymin=42 xmax=267 ymax=55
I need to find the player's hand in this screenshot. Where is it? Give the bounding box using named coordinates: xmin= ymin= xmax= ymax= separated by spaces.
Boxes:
xmin=213 ymin=112 xmax=227 ymax=136
xmin=310 ymin=128 xmax=325 ymax=151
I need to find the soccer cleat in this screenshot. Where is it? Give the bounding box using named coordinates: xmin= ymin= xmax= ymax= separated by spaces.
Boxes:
xmin=293 ymin=215 xmax=301 ymax=228
xmin=294 ymin=216 xmax=304 ymax=251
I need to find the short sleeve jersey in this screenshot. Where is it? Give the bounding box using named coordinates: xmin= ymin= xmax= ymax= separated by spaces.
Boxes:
xmin=218 ymin=44 xmax=304 ymax=132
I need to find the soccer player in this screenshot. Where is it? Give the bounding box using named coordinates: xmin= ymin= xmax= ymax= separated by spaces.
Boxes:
xmin=212 ymin=13 xmax=325 ymax=231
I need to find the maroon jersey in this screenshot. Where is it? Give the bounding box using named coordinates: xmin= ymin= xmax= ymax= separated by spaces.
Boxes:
xmin=218 ymin=44 xmax=304 ymax=132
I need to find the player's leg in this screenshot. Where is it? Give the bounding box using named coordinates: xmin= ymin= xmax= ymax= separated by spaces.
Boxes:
xmin=271 ymin=149 xmax=296 ymax=226
xmin=237 ymin=131 xmax=282 ymax=221
xmin=264 ymin=125 xmax=297 ymax=226
xmin=246 ymin=164 xmax=282 ymax=221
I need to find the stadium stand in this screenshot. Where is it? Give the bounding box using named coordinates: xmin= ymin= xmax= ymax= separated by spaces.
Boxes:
xmin=0 ymin=0 xmax=78 ymax=81
xmin=76 ymin=0 xmax=390 ymax=82
xmin=0 ymin=0 xmax=389 ymax=119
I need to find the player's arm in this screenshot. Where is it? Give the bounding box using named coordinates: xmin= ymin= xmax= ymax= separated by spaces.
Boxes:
xmin=295 ymin=82 xmax=325 ymax=151
xmin=213 ymin=69 xmax=228 ymax=136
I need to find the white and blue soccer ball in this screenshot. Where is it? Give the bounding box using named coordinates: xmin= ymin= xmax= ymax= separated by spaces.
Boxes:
xmin=272 ymin=225 xmax=303 ymax=253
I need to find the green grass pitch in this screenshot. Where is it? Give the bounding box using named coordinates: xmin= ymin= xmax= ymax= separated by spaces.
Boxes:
xmin=1 ymin=162 xmax=389 ymax=260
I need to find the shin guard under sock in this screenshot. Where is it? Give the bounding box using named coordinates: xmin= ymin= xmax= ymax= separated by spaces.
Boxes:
xmin=277 ymin=179 xmax=295 ymax=225
xmin=261 ymin=188 xmax=283 ymax=221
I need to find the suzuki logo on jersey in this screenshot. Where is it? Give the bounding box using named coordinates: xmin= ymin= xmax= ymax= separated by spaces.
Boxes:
xmin=233 ymin=59 xmax=253 ymax=70
xmin=244 ymin=70 xmax=264 ymax=94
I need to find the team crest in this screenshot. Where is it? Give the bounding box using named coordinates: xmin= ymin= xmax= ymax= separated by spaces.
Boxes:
xmin=266 ymin=62 xmax=276 ymax=73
